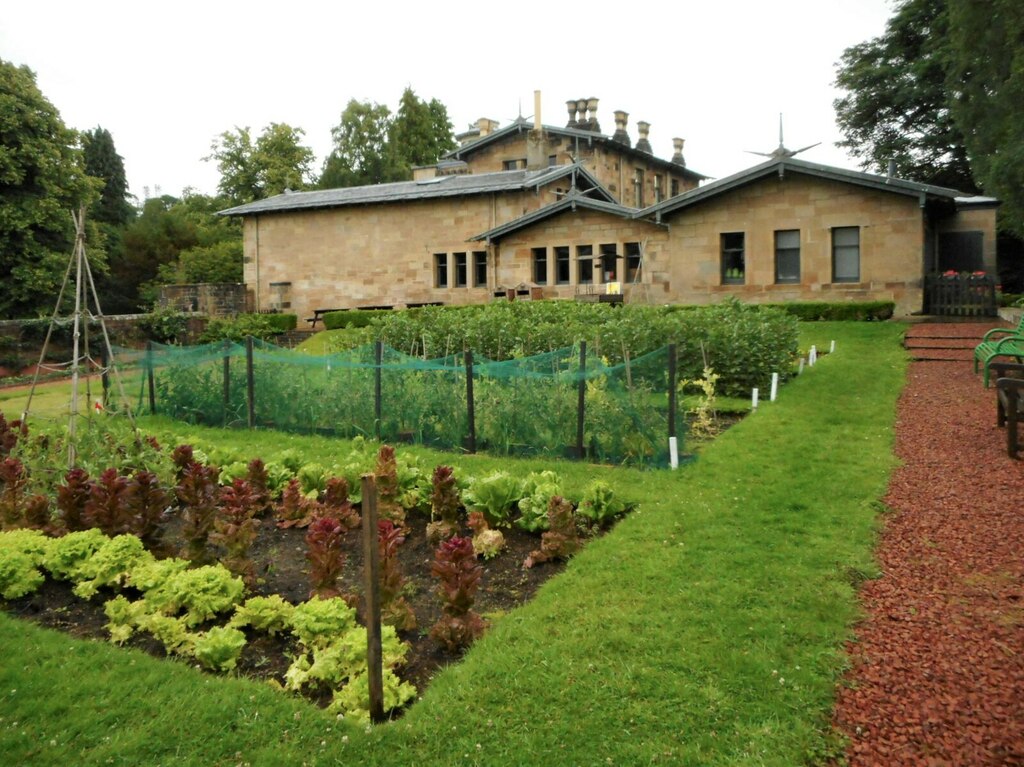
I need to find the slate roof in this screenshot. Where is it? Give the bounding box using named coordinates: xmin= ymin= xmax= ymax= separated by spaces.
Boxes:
xmin=447 ymin=121 xmax=708 ymax=183
xmin=639 ymin=157 xmax=999 ymax=220
xmin=471 ymin=192 xmax=643 ymax=242
xmin=219 ymin=164 xmax=612 ymax=217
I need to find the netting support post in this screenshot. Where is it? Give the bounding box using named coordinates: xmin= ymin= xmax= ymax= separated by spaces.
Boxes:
xmin=373 ymin=340 xmax=383 ymax=441
xmin=465 ymin=350 xmax=476 ymax=454
xmin=360 ymin=475 xmax=385 ymax=723
xmin=575 ymin=341 xmax=586 ymax=460
xmin=222 ymin=340 xmax=231 ymax=427
xmin=668 ymin=343 xmax=677 ymax=440
xmin=245 ymin=335 xmax=255 ymax=429
xmin=146 ymin=341 xmax=156 ymax=415
xmin=100 ymin=345 xmax=110 ymax=409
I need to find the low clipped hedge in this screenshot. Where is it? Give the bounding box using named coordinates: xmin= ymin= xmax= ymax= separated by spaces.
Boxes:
xmin=199 ymin=313 xmax=297 ymax=343
xmin=764 ymin=301 xmax=895 ymax=321
xmin=322 ymin=309 xmax=392 ymax=330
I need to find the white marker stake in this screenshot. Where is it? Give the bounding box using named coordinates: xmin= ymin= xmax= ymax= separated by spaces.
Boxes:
xmin=798 ymin=358 xmax=805 ymax=375
xmin=770 ymin=372 xmax=779 ymax=402
xmin=809 ymin=345 xmax=817 ymax=366
xmin=830 ymin=340 xmax=836 ymax=354
xmin=669 ymin=436 xmax=679 ymax=469
xmin=751 ymin=387 xmax=759 ymax=410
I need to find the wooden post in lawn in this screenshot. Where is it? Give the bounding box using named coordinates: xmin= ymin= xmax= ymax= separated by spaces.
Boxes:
xmin=575 ymin=341 xmax=587 ymax=459
xmin=100 ymin=345 xmax=110 ymax=409
xmin=360 ymin=474 xmax=385 ymax=723
xmin=374 ymin=340 xmax=383 ymax=441
xmin=146 ymin=341 xmax=156 ymax=415
xmin=245 ymin=335 xmax=255 ymax=429
xmin=222 ymin=339 xmax=231 ymax=427
xmin=465 ymin=350 xmax=476 ymax=454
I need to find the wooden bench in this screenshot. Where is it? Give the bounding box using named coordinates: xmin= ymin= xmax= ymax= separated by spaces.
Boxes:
xmin=974 ymin=317 xmax=1024 ymax=386
xmin=993 ymin=361 xmax=1024 ymax=459
xmin=305 ymin=308 xmax=344 ymax=329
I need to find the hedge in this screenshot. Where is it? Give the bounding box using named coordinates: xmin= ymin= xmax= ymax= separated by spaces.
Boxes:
xmin=323 ymin=309 xmax=393 ymax=330
xmin=764 ymin=301 xmax=895 ymax=321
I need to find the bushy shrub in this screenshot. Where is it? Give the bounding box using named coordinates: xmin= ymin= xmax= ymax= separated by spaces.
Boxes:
xmin=199 ymin=314 xmax=296 ymax=343
xmin=322 ymin=309 xmax=392 ymax=330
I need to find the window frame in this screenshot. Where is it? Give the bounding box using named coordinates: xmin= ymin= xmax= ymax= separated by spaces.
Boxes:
xmin=577 ymin=245 xmax=594 ymax=285
xmin=532 ymin=247 xmax=548 ymax=285
xmin=555 ymin=246 xmax=570 ymax=285
xmin=625 ymin=242 xmax=642 ymax=283
xmin=774 ymin=229 xmax=801 ymax=284
xmin=472 ymin=251 xmax=487 ymax=287
xmin=453 ymin=252 xmax=468 ymax=288
xmin=720 ymin=232 xmax=745 ymax=285
xmin=434 ymin=253 xmax=449 ymax=288
xmin=831 ymin=226 xmax=861 ymax=283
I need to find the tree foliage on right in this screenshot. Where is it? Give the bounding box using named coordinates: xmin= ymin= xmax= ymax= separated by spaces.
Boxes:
xmin=834 ymin=0 xmax=1024 ymax=238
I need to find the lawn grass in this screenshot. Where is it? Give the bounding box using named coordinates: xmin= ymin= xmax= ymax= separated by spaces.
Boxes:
xmin=0 ymin=321 xmax=908 ymax=765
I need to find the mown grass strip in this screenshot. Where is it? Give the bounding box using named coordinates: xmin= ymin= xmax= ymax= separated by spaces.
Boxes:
xmin=0 ymin=321 xmax=907 ymax=766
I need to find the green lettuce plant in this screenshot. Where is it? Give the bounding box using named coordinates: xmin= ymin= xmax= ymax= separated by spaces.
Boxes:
xmin=229 ymin=594 xmax=296 ymax=636
xmin=0 ymin=528 xmax=49 ymax=599
xmin=515 ymin=470 xmax=562 ymax=532
xmin=524 ymin=496 xmax=581 ymax=568
xmin=464 ymin=471 xmax=522 ymax=527
xmin=43 ymin=528 xmax=109 ymax=580
xmin=192 ymin=626 xmax=247 ymax=672
xmin=578 ymin=480 xmax=627 ymax=528
xmin=72 ymin=534 xmax=154 ymax=599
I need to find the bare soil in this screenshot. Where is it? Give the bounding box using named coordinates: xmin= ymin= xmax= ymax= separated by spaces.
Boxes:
xmin=3 ymin=507 xmax=570 ymax=706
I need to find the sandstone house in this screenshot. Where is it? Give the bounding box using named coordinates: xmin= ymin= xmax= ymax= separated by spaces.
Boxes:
xmin=221 ymin=94 xmax=998 ymax=320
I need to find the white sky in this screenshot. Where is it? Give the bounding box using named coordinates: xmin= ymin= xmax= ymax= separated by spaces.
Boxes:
xmin=2 ymin=0 xmax=894 ymax=202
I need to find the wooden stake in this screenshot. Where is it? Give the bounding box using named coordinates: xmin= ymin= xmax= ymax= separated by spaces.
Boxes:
xmin=361 ymin=475 xmax=385 ymax=723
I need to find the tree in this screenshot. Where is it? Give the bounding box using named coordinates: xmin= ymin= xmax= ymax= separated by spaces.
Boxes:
xmin=947 ymin=0 xmax=1024 ymax=237
xmin=207 ymin=123 xmax=315 ymax=205
xmin=320 ymin=89 xmax=456 ymax=189
xmin=82 ymin=127 xmax=133 ymax=227
xmin=0 ymin=59 xmax=100 ymax=319
xmin=320 ymin=100 xmax=403 ymax=188
xmin=833 ymin=0 xmax=977 ymax=190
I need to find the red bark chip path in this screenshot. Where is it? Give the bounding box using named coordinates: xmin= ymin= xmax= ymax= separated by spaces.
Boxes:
xmin=832 ymin=333 xmax=1024 ymax=766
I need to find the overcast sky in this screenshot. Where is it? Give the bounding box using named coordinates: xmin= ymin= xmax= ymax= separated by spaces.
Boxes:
xmin=2 ymin=0 xmax=894 ymax=202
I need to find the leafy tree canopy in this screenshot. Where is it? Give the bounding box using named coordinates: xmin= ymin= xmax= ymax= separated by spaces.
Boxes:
xmin=0 ymin=58 xmax=101 ymax=319
xmin=320 ymin=88 xmax=455 ymax=189
xmin=206 ymin=123 xmax=315 ymax=205
xmin=833 ymin=0 xmax=977 ymax=191
xmin=82 ymin=126 xmax=134 ymax=227
xmin=947 ymin=0 xmax=1024 ymax=237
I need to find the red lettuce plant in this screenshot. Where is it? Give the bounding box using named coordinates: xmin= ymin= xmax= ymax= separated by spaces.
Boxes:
xmin=176 ymin=458 xmax=221 ymax=562
xmin=57 ymin=468 xmax=92 ymax=532
xmin=125 ymin=470 xmax=170 ymax=549
xmin=306 ymin=515 xmax=347 ymax=600
xmin=22 ymin=494 xmax=51 ymax=531
xmin=524 ymin=496 xmax=581 ymax=568
xmin=322 ymin=477 xmax=360 ymax=530
xmin=83 ymin=468 xmax=131 ymax=536
xmin=209 ymin=478 xmax=261 ymax=585
xmin=377 ymin=519 xmax=416 ymax=631
xmin=426 ymin=465 xmax=460 ymax=545
xmin=246 ymin=458 xmax=272 ymax=514
xmin=429 ymin=536 xmax=486 ymax=651
xmin=0 ymin=412 xmax=19 ymax=457
xmin=0 ymin=457 xmax=29 ymax=530
xmin=171 ymin=444 xmax=195 ymax=478
xmin=276 ymin=477 xmax=318 ymax=528
xmin=466 ymin=510 xmax=505 ymax=560
xmin=374 ymin=445 xmax=405 ymax=528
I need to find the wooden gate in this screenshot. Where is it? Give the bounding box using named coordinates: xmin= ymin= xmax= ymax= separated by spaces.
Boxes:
xmin=924 ymin=273 xmax=997 ymax=316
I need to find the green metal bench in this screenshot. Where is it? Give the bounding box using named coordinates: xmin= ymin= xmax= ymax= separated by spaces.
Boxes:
xmin=974 ymin=316 xmax=1024 ymax=386
xmin=992 ymin=361 xmax=1024 ymax=459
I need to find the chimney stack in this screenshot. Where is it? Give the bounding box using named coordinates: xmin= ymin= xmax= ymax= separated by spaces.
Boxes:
xmin=671 ymin=137 xmax=686 ymax=167
xmin=586 ymin=97 xmax=600 ymax=132
xmin=534 ymin=90 xmax=542 ymax=131
xmin=576 ymin=98 xmax=589 ymax=130
xmin=635 ymin=121 xmax=652 ymax=154
xmin=612 ymin=110 xmax=631 ymax=146
xmin=566 ymin=99 xmax=578 ymax=128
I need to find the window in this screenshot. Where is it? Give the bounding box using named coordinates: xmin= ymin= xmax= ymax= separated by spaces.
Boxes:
xmin=634 ymin=168 xmax=645 ymax=207
xmin=577 ymin=245 xmax=594 ymax=284
xmin=720 ymin=233 xmax=745 ymax=284
xmin=774 ymin=230 xmax=800 ymax=284
xmin=547 ymin=155 xmax=558 ymax=167
xmin=532 ymin=247 xmax=548 ymax=285
xmin=555 ymin=246 xmax=570 ymax=285
xmin=625 ymin=242 xmax=642 ymax=283
xmin=832 ymin=227 xmax=860 ymax=283
xmin=670 ymin=179 xmax=680 ymax=197
xmin=473 ymin=251 xmax=487 ymax=287
xmin=654 ymin=174 xmax=663 ymax=203
xmin=599 ymin=243 xmax=618 ymax=283
xmin=434 ymin=253 xmax=448 ymax=288
xmin=502 ymin=158 xmax=525 ymax=170
xmin=454 ymin=252 xmax=468 ymax=287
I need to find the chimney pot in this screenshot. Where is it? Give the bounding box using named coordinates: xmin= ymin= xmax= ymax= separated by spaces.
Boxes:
xmin=566 ymin=99 xmax=578 ymax=128
xmin=635 ymin=120 xmax=652 ymax=154
xmin=586 ymin=97 xmax=600 ymax=132
xmin=612 ymin=110 xmax=631 ymax=146
xmin=671 ymin=137 xmax=686 ymax=166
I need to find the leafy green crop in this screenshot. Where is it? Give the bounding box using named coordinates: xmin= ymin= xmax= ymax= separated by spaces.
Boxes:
xmin=464 ymin=471 xmax=522 ymax=527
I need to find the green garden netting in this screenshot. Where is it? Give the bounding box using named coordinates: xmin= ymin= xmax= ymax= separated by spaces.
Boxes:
xmin=117 ymin=340 xmax=684 ymax=468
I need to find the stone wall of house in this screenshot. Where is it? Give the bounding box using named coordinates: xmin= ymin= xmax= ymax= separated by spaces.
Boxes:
xmin=158 ymin=283 xmax=250 ymax=317
xmin=457 ymin=131 xmax=697 ymax=207
xmin=242 ymin=189 xmax=561 ymax=321
xmin=934 ymin=205 xmax=1000 ymax=272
